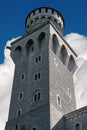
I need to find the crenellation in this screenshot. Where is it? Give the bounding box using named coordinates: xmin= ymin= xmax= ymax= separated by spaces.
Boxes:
xmin=26 ymin=7 xmax=64 ymax=34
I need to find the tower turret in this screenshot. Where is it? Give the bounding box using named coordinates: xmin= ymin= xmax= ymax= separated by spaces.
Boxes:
xmin=25 ymin=7 xmax=64 ymax=34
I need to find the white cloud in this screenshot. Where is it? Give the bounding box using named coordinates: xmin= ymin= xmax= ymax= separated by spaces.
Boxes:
xmin=65 ymin=33 xmax=87 ymax=108
xmin=0 ymin=34 xmax=87 ymax=130
xmin=0 ymin=38 xmax=18 ymax=130
xmin=65 ymin=33 xmax=87 ymax=55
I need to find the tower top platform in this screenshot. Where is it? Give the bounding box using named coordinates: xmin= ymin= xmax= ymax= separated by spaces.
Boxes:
xmin=25 ymin=7 xmax=65 ymax=34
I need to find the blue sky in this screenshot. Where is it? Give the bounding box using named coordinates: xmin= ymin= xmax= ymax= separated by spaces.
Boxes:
xmin=0 ymin=0 xmax=87 ymax=63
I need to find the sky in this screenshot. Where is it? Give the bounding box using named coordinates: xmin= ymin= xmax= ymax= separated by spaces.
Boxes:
xmin=0 ymin=0 xmax=87 ymax=130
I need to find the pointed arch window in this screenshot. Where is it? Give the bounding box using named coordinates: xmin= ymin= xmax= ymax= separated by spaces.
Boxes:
xmin=17 ymin=109 xmax=22 ymax=117
xmin=38 ymin=32 xmax=45 ymax=50
xmin=52 ymin=34 xmax=59 ymax=55
xmin=35 ymin=56 xmax=41 ymax=63
xmin=76 ymin=123 xmax=80 ymax=130
xmin=15 ymin=124 xmax=18 ymax=130
xmin=33 ymin=90 xmax=41 ymax=103
xmin=32 ymin=127 xmax=37 ymax=130
xmin=60 ymin=45 xmax=67 ymax=64
xmin=68 ymin=55 xmax=75 ymax=72
xmin=19 ymin=92 xmax=24 ymax=101
xmin=34 ymin=73 xmax=41 ymax=80
xmin=26 ymin=39 xmax=34 ymax=57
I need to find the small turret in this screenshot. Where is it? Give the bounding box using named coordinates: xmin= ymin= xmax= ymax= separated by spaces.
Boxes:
xmin=25 ymin=7 xmax=65 ymax=34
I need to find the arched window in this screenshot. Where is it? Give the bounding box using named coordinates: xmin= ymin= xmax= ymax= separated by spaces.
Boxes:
xmin=38 ymin=32 xmax=45 ymax=50
xmin=17 ymin=109 xmax=22 ymax=117
xmin=21 ymin=74 xmax=25 ymax=81
xmin=41 ymin=16 xmax=45 ymax=19
xmin=35 ymin=17 xmax=39 ymax=21
xmin=15 ymin=124 xmax=18 ymax=130
xmin=76 ymin=123 xmax=80 ymax=130
xmin=19 ymin=92 xmax=23 ymax=100
xmin=26 ymin=39 xmax=34 ymax=57
xmin=60 ymin=45 xmax=67 ymax=64
xmin=30 ymin=20 xmax=33 ymax=25
xmin=68 ymin=55 xmax=75 ymax=72
xmin=14 ymin=46 xmax=22 ymax=60
xmin=32 ymin=127 xmax=37 ymax=130
xmin=52 ymin=34 xmax=59 ymax=55
xmin=33 ymin=91 xmax=41 ymax=103
xmin=34 ymin=73 xmax=41 ymax=80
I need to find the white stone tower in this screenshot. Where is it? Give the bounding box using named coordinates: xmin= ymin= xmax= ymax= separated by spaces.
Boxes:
xmin=5 ymin=7 xmax=77 ymax=130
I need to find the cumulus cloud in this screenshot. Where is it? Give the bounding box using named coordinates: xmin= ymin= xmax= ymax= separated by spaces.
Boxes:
xmin=0 ymin=38 xmax=18 ymax=130
xmin=65 ymin=33 xmax=87 ymax=55
xmin=65 ymin=33 xmax=87 ymax=108
xmin=0 ymin=33 xmax=87 ymax=130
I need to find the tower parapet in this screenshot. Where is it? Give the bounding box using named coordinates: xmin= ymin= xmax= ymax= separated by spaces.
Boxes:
xmin=25 ymin=7 xmax=65 ymax=34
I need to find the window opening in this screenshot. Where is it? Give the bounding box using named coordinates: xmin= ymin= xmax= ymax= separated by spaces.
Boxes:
xmin=35 ymin=56 xmax=41 ymax=63
xmin=35 ymin=17 xmax=39 ymax=21
xmin=39 ymin=56 xmax=41 ymax=61
xmin=60 ymin=45 xmax=67 ymax=64
xmin=21 ymin=74 xmax=25 ymax=80
xmin=19 ymin=92 xmax=23 ymax=100
xmin=35 ymin=74 xmax=37 ymax=80
xmin=41 ymin=16 xmax=45 ymax=19
xmin=38 ymin=73 xmax=40 ymax=79
xmin=38 ymin=92 xmax=40 ymax=100
xmin=17 ymin=109 xmax=22 ymax=117
xmin=32 ymin=128 xmax=36 ymax=130
xmin=26 ymin=39 xmax=34 ymax=57
xmin=76 ymin=123 xmax=80 ymax=130
xmin=27 ymin=25 xmax=29 ymax=28
xmin=68 ymin=55 xmax=75 ymax=72
xmin=35 ymin=73 xmax=40 ymax=80
xmin=15 ymin=124 xmax=18 ymax=130
xmin=30 ymin=20 xmax=33 ymax=25
xmin=33 ymin=91 xmax=41 ymax=102
xmin=34 ymin=94 xmax=37 ymax=102
xmin=38 ymin=32 xmax=45 ymax=50
xmin=36 ymin=57 xmax=38 ymax=62
xmin=52 ymin=34 xmax=59 ymax=55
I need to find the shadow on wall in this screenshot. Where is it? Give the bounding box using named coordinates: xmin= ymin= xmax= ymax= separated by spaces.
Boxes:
xmin=52 ymin=116 xmax=65 ymax=130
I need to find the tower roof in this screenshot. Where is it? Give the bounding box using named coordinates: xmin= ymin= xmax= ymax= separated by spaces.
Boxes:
xmin=25 ymin=7 xmax=65 ymax=34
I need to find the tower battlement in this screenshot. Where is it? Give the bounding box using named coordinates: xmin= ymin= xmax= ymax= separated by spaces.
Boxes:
xmin=25 ymin=7 xmax=64 ymax=34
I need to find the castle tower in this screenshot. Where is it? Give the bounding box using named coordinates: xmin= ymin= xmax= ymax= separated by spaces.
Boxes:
xmin=5 ymin=7 xmax=77 ymax=130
